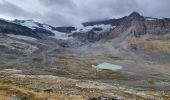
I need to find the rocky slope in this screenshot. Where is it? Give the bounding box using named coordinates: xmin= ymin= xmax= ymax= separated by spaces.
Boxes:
xmin=0 ymin=12 xmax=170 ymax=99
xmin=0 ymin=11 xmax=170 ymax=71
xmin=0 ymin=11 xmax=170 ymax=74
xmin=110 ymin=11 xmax=170 ymax=40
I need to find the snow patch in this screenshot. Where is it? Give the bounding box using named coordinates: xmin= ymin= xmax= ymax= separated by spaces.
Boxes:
xmin=42 ymin=25 xmax=71 ymax=40
xmin=145 ymin=17 xmax=157 ymax=21
xmin=43 ymin=25 xmax=52 ymax=30
xmin=13 ymin=20 xmax=72 ymax=40
xmin=19 ymin=20 xmax=39 ymax=29
xmin=74 ymin=24 xmax=115 ymax=33
xmin=50 ymin=31 xmax=71 ymax=40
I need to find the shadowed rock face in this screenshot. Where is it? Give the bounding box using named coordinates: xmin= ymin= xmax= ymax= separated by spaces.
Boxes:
xmin=33 ymin=27 xmax=55 ymax=36
xmin=71 ymin=30 xmax=110 ymax=42
xmin=128 ymin=11 xmax=144 ymax=21
xmin=50 ymin=26 xmax=76 ymax=33
xmin=0 ymin=19 xmax=40 ymax=39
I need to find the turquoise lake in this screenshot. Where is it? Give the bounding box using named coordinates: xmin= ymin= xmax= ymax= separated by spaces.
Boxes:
xmin=97 ymin=62 xmax=122 ymax=71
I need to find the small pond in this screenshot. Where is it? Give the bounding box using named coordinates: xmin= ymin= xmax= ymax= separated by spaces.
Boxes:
xmin=97 ymin=62 xmax=122 ymax=71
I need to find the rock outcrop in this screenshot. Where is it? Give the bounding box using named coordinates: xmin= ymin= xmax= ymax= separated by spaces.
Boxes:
xmin=133 ymin=19 xmax=170 ymax=38
xmin=110 ymin=12 xmax=144 ymax=38
xmin=71 ymin=30 xmax=110 ymax=42
xmin=110 ymin=12 xmax=170 ymax=40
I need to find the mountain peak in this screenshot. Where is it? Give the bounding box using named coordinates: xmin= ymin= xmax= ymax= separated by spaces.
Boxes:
xmin=129 ymin=11 xmax=141 ymax=17
xmin=128 ymin=11 xmax=143 ymax=21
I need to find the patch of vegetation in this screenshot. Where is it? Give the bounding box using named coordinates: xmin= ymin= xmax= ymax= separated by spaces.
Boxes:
xmin=107 ymin=55 xmax=122 ymax=60
xmin=127 ymin=37 xmax=170 ymax=53
xmin=0 ymin=86 xmax=34 ymax=100
xmin=0 ymin=72 xmax=104 ymax=99
xmin=56 ymin=69 xmax=71 ymax=76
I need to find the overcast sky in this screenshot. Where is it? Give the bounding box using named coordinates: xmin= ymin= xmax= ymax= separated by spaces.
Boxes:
xmin=0 ymin=0 xmax=169 ymax=26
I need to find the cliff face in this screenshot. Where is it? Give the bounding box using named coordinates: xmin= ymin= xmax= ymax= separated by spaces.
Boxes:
xmin=133 ymin=19 xmax=170 ymax=38
xmin=109 ymin=12 xmax=144 ymax=38
xmin=71 ymin=30 xmax=111 ymax=42
xmin=110 ymin=12 xmax=170 ymax=40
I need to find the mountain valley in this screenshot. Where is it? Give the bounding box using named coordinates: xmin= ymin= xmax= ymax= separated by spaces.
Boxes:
xmin=0 ymin=12 xmax=170 ymax=100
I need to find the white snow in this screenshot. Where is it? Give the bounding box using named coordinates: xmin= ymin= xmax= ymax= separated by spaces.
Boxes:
xmin=145 ymin=18 xmax=156 ymax=21
xmin=43 ymin=25 xmax=52 ymax=30
xmin=51 ymin=31 xmax=71 ymax=40
xmin=19 ymin=20 xmax=39 ymax=29
xmin=14 ymin=19 xmax=115 ymax=40
xmin=7 ymin=34 xmax=37 ymax=41
xmin=12 ymin=19 xmax=73 ymax=40
xmin=74 ymin=24 xmax=115 ymax=33
xmin=16 ymin=20 xmax=70 ymax=40
xmin=42 ymin=25 xmax=71 ymax=40
xmin=41 ymin=25 xmax=70 ymax=40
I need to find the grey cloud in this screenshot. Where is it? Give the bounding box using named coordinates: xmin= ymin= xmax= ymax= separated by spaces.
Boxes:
xmin=74 ymin=0 xmax=139 ymax=21
xmin=43 ymin=12 xmax=72 ymax=26
xmin=136 ymin=0 xmax=170 ymax=18
xmin=0 ymin=0 xmax=170 ymax=26
xmin=0 ymin=0 xmax=41 ymax=20
xmin=39 ymin=0 xmax=75 ymax=8
xmin=0 ymin=0 xmax=30 ymax=17
xmin=38 ymin=0 xmax=139 ymax=24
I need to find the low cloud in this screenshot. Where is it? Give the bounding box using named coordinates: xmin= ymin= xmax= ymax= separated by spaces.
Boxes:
xmin=0 ymin=0 xmax=170 ymax=26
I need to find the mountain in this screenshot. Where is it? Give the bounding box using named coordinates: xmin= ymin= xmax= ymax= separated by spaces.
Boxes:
xmin=110 ymin=12 xmax=145 ymax=38
xmin=0 ymin=19 xmax=40 ymax=38
xmin=0 ymin=12 xmax=170 ymax=99
xmin=1 ymin=11 xmax=170 ymax=48
xmin=14 ymin=19 xmax=76 ymax=33
xmin=0 ymin=18 xmax=117 ymax=42
xmin=13 ymin=19 xmax=76 ymax=39
xmin=110 ymin=12 xmax=170 ymax=39
xmin=70 ymin=24 xmax=115 ymax=42
xmin=1 ymin=11 xmax=170 ymax=46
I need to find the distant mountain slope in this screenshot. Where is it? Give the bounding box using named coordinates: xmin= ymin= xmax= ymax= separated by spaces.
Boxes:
xmin=0 ymin=19 xmax=40 ymax=38
xmin=13 ymin=19 xmax=76 ymax=40
xmin=8 ymin=19 xmax=119 ymax=42
xmin=0 ymin=11 xmax=170 ymax=74
xmin=0 ymin=11 xmax=170 ymax=44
